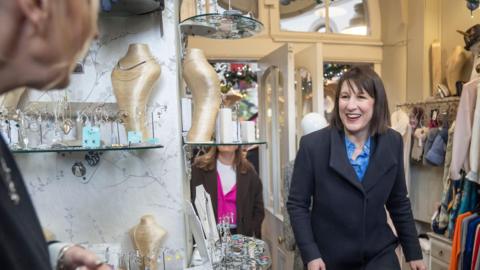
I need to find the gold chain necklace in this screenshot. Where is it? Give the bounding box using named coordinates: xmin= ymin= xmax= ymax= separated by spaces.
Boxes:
xmin=0 ymin=156 xmax=20 ymax=205
xmin=116 ymin=58 xmax=155 ymax=71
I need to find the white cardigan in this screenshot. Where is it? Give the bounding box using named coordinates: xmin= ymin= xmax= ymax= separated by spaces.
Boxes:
xmin=450 ymin=78 xmax=480 ymax=181
xmin=466 ymin=81 xmax=480 ymax=183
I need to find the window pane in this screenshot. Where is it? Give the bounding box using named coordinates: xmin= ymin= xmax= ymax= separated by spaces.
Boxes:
xmin=279 ymin=0 xmax=369 ymax=36
xmin=331 ymin=0 xmax=369 ymax=36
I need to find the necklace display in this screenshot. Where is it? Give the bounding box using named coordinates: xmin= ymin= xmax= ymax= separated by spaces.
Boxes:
xmin=116 ymin=58 xmax=155 ymax=71
xmin=0 ymin=156 xmax=19 ymax=205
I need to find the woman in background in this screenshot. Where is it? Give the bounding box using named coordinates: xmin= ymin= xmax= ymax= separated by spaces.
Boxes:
xmin=191 ymin=145 xmax=264 ymax=237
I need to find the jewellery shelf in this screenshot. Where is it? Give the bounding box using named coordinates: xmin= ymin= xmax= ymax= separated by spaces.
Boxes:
xmin=183 ymin=141 xmax=267 ymax=147
xmin=11 ymin=144 xmax=164 ymax=154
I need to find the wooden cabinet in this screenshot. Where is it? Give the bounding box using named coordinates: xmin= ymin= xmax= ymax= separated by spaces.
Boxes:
xmin=428 ymin=232 xmax=452 ymax=270
xmin=430 ymin=257 xmax=449 ymax=270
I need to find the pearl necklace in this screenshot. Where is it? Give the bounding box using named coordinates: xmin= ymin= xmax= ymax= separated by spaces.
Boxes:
xmin=0 ymin=156 xmax=20 ymax=205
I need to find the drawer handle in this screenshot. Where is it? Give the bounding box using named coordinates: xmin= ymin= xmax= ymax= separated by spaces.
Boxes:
xmin=438 ymin=250 xmax=443 ymax=257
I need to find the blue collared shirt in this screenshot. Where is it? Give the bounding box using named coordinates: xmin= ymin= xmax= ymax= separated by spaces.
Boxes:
xmin=344 ymin=136 xmax=371 ymax=181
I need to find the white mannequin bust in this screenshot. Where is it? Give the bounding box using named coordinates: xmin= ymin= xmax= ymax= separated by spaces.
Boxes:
xmin=301 ymin=112 xmax=328 ymax=136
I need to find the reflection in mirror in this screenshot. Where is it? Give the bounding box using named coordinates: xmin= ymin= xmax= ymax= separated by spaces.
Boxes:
xmin=261 ymin=66 xmax=277 ymax=207
xmin=280 ymin=0 xmax=369 ymax=36
xmin=217 ymin=0 xmax=259 ymax=18
xmin=295 ymin=68 xmax=313 ymax=117
xmin=260 ymin=66 xmax=287 ymax=210
xmin=295 ymin=67 xmax=313 ymax=146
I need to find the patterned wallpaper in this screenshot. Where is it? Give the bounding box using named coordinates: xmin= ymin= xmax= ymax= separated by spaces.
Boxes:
xmin=13 ymin=2 xmax=187 ymax=267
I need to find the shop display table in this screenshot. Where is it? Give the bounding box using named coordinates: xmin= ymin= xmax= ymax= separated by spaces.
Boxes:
xmin=189 ymin=235 xmax=271 ymax=270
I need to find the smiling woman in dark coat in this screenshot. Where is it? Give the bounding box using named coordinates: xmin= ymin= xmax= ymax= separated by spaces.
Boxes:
xmin=287 ymin=66 xmax=426 ymax=270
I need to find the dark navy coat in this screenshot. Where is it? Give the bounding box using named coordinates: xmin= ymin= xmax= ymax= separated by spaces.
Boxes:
xmin=287 ymin=127 xmax=422 ymax=270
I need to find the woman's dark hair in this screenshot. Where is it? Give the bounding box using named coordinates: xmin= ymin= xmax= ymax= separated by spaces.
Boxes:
xmin=193 ymin=146 xmax=252 ymax=174
xmin=331 ymin=65 xmax=390 ymax=135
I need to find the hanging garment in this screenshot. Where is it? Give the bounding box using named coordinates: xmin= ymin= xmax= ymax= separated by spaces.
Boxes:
xmin=411 ymin=127 xmax=428 ymax=162
xmin=423 ymin=128 xmax=439 ymax=165
xmin=463 ymin=217 xmax=480 ymax=270
xmin=432 ymin=124 xmax=456 ymax=234
xmin=448 ymin=178 xmax=467 ymax=238
xmin=449 ymin=211 xmax=473 ymax=270
xmin=450 ymin=79 xmax=480 ymax=181
xmin=466 ymin=81 xmax=480 ymax=183
xmin=459 ymin=181 xmax=479 ymax=215
xmin=459 ymin=214 xmax=479 ymax=270
xmin=472 ymin=225 xmax=480 ymax=270
xmin=425 ymin=128 xmax=448 ymax=166
xmin=391 ymin=109 xmax=412 ymax=191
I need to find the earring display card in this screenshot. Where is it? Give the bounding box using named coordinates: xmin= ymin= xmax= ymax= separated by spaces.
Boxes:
xmin=194 ymin=185 xmax=220 ymax=242
xmin=186 ymin=201 xmax=212 ymax=267
xmin=127 ymin=131 xmax=143 ymax=144
xmin=82 ymin=126 xmax=101 ymax=148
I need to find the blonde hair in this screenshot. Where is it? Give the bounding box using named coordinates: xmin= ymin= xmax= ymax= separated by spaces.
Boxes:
xmin=193 ymin=147 xmax=252 ymax=174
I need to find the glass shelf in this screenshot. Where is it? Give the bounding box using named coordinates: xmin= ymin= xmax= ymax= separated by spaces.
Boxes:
xmin=183 ymin=140 xmax=266 ymax=147
xmin=180 ymin=11 xmax=264 ymax=39
xmin=11 ymin=144 xmax=164 ymax=154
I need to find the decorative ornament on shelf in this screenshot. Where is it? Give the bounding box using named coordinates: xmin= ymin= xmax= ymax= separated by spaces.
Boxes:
xmin=214 ymin=63 xmax=257 ymax=93
xmin=467 ymin=0 xmax=480 ymax=16
xmin=323 ymin=63 xmax=352 ymax=81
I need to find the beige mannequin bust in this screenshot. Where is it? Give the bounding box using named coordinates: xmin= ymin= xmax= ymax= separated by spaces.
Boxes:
xmin=111 ymin=44 xmax=161 ymax=140
xmin=130 ymin=215 xmax=166 ymax=270
xmin=0 ymin=87 xmax=26 ymax=110
xmin=183 ymin=48 xmax=221 ymax=142
xmin=469 ymin=42 xmax=480 ymax=80
xmin=445 ymin=46 xmax=471 ymax=96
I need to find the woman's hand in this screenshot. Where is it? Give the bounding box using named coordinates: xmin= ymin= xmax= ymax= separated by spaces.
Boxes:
xmin=408 ymin=259 xmax=426 ymax=270
xmin=308 ymin=258 xmax=326 ymax=270
xmin=63 ymin=245 xmax=111 ymax=270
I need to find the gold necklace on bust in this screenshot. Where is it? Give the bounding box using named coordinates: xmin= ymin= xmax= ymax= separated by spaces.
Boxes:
xmin=0 ymin=157 xmax=20 ymax=205
xmin=116 ymin=58 xmax=155 ymax=71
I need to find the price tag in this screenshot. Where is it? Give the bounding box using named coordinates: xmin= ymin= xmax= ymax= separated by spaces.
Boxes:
xmin=82 ymin=126 xmax=101 ymax=148
xmin=127 ymin=131 xmax=143 ymax=144
xmin=146 ymin=137 xmax=159 ymax=144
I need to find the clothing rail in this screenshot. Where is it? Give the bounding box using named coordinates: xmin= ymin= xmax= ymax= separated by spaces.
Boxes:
xmin=395 ymin=97 xmax=460 ymax=127
xmin=395 ymin=96 xmax=460 ymax=108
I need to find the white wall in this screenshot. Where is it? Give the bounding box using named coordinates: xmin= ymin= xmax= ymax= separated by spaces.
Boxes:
xmin=14 ymin=2 xmax=186 ymax=267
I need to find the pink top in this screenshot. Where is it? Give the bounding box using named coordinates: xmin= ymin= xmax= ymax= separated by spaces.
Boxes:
xmin=217 ymin=172 xmax=237 ymax=225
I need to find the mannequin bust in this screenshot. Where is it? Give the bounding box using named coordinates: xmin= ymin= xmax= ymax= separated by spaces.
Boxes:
xmin=445 ymin=46 xmax=471 ymax=96
xmin=130 ymin=215 xmax=166 ymax=270
xmin=183 ymin=48 xmax=221 ymax=142
xmin=301 ymin=112 xmax=328 ymax=135
xmin=469 ymin=42 xmax=480 ymax=80
xmin=0 ymin=87 xmax=26 ymax=110
xmin=111 ymin=44 xmax=161 ymax=139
